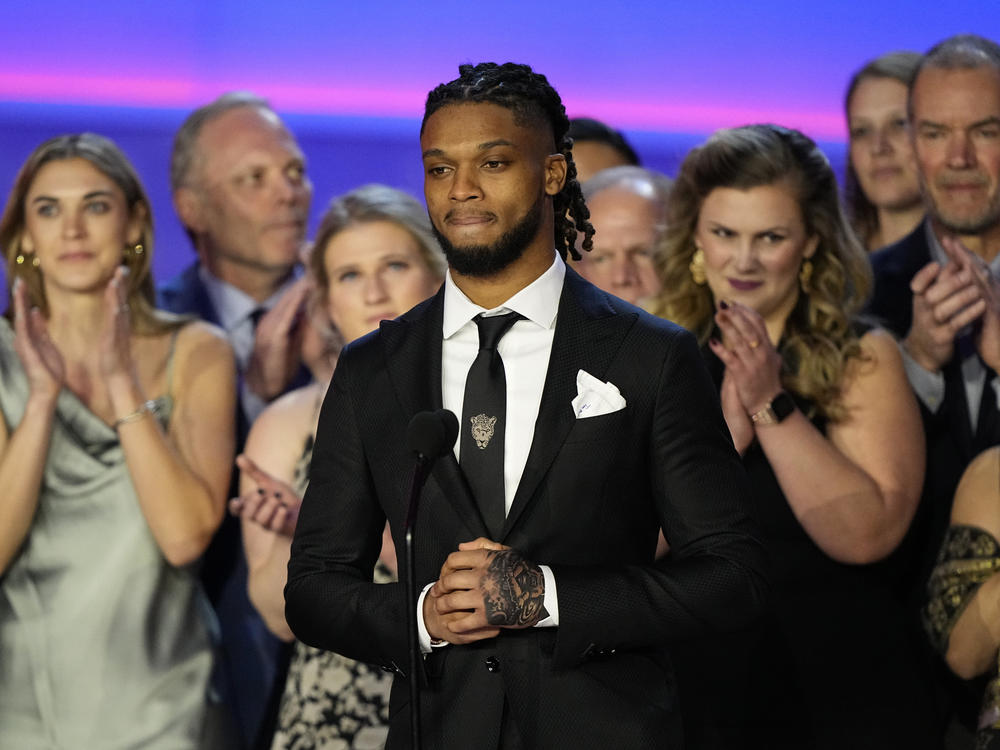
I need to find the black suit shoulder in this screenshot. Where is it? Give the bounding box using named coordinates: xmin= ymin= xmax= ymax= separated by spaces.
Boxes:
xmin=156 ymin=262 xmax=220 ymax=324
xmin=867 ymin=223 xmax=933 ymax=338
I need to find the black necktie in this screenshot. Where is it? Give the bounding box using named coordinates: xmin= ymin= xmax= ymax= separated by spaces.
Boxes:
xmin=249 ymin=307 xmax=267 ymax=329
xmin=461 ymin=312 xmax=522 ymax=538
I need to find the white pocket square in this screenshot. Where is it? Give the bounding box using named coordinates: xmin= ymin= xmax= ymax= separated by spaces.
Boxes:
xmin=572 ymin=369 xmax=626 ymax=419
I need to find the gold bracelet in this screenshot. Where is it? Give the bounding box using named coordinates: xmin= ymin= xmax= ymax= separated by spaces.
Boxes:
xmin=113 ymin=400 xmax=158 ymax=430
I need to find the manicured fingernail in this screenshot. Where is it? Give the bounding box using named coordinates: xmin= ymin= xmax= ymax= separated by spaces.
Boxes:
xmin=257 ymin=488 xmax=265 ymax=495
xmin=710 ymin=337 xmax=720 ymax=347
xmin=718 ymin=300 xmax=729 ymax=310
xmin=274 ymin=491 xmax=283 ymax=499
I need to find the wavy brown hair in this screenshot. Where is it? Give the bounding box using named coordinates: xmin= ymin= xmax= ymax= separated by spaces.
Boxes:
xmin=648 ymin=124 xmax=872 ymax=421
xmin=1 ymin=133 xmax=182 ymax=335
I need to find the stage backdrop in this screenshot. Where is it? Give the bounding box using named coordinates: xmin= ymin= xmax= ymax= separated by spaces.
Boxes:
xmin=1 ymin=1 xmax=998 ymax=302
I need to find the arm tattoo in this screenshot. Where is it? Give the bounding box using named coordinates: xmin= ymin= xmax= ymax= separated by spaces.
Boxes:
xmin=480 ymin=550 xmax=549 ymax=627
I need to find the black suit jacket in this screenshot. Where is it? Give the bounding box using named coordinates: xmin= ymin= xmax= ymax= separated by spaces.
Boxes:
xmin=286 ymin=268 xmax=769 ymax=749
xmin=868 ymin=223 xmax=1000 ymax=732
xmin=868 ymin=224 xmax=1000 ymax=567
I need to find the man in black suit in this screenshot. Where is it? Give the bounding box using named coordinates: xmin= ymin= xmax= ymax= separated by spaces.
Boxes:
xmin=286 ymin=62 xmax=768 ymax=749
xmin=158 ymin=92 xmax=314 ymax=749
xmin=867 ymin=34 xmax=1000 ymax=739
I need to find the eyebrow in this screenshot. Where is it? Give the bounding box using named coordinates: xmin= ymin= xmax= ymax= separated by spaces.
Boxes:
xmin=30 ymin=189 xmax=117 ymax=204
xmin=422 ymin=139 xmax=517 ymax=159
xmin=917 ymin=116 xmax=1000 ymax=130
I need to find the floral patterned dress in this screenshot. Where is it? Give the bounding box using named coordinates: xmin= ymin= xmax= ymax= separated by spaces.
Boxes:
xmin=271 ymin=433 xmax=395 ymax=750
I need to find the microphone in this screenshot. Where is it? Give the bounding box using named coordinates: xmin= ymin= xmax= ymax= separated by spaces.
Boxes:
xmin=402 ymin=409 xmax=457 ymax=750
xmin=408 ymin=409 xmax=459 ymax=461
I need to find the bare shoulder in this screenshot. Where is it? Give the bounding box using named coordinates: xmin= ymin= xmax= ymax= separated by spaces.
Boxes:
xmin=841 ymin=328 xmax=906 ymax=391
xmin=175 ymin=320 xmax=234 ymax=362
xmin=952 ymin=447 xmax=1000 ymax=536
xmin=857 ymin=328 xmax=903 ymax=372
xmin=244 ymin=384 xmax=321 ymax=479
xmin=251 ymin=383 xmax=323 ymax=440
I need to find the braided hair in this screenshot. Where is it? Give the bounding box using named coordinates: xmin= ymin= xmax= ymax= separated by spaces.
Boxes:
xmin=422 ymin=62 xmax=594 ymax=261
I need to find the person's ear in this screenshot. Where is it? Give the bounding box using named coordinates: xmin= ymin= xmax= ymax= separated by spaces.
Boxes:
xmin=544 ymin=153 xmax=567 ymax=196
xmin=174 ymin=186 xmax=207 ymax=233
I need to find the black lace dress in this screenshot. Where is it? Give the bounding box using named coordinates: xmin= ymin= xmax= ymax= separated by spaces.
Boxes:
xmin=270 ymin=434 xmax=395 ymax=750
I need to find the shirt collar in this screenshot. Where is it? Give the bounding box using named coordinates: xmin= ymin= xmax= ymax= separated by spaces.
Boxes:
xmin=198 ymin=264 xmax=301 ymax=332
xmin=442 ymin=254 xmax=566 ymax=339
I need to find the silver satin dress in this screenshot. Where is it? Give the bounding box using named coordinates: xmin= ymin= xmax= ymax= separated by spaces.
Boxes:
xmin=0 ymin=318 xmax=217 ymax=749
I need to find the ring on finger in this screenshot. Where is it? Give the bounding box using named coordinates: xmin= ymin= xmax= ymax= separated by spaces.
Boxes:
xmin=749 ymin=339 xmax=761 ymax=349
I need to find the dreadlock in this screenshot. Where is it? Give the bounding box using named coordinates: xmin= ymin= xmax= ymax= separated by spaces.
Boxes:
xmin=422 ymin=62 xmax=594 ymax=261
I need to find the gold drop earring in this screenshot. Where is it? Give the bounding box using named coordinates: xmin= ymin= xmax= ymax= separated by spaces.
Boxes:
xmin=689 ymin=247 xmax=707 ymax=286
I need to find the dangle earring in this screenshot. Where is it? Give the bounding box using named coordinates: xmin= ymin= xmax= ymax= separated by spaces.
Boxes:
xmin=799 ymin=259 xmax=813 ymax=292
xmin=689 ymin=247 xmax=707 ymax=286
xmin=15 ymin=252 xmax=40 ymax=268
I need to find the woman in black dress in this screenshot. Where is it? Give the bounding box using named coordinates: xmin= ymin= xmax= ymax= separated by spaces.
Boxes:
xmin=647 ymin=124 xmax=936 ymax=748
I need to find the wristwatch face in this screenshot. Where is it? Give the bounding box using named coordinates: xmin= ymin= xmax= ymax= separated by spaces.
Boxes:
xmin=771 ymin=391 xmax=795 ymax=422
xmin=751 ymin=391 xmax=795 ymax=425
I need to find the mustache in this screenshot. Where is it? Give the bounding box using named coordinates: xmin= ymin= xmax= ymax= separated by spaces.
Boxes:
xmin=443 ymin=209 xmax=497 ymax=222
xmin=936 ymin=172 xmax=990 ymax=189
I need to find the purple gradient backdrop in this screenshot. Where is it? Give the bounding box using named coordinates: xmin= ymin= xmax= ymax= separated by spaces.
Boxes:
xmin=1 ymin=1 xmax=998 ymax=300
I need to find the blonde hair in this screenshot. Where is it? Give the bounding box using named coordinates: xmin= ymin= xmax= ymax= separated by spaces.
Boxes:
xmin=648 ymin=125 xmax=872 ymax=421
xmin=1 ymin=133 xmax=182 ymax=335
xmin=305 ymin=184 xmax=445 ymax=355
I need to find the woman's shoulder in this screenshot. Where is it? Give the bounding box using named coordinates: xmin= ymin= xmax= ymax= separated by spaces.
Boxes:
xmin=170 ymin=320 xmax=235 ymax=371
xmin=250 ymin=383 xmax=324 ymax=437
xmin=245 ymin=383 xmax=322 ymax=462
xmin=952 ymin=447 xmax=1000 ymax=534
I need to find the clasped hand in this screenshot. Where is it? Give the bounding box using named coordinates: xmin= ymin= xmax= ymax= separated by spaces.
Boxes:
xmin=708 ymin=300 xmax=784 ymax=454
xmin=13 ymin=268 xmax=136 ymax=400
xmin=424 ymin=538 xmax=548 ymax=645
xmin=904 ymin=235 xmax=1000 ymax=373
xmin=245 ymin=278 xmax=310 ymax=401
xmin=229 ymin=454 xmax=302 ymax=538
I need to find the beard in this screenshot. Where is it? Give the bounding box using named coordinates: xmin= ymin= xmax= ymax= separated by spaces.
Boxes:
xmin=923 ymin=173 xmax=1000 ymax=235
xmin=433 ymin=199 xmax=544 ymax=278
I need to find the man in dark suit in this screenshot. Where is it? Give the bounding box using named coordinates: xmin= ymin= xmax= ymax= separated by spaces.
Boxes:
xmin=286 ymin=62 xmax=768 ymax=749
xmin=867 ymin=34 xmax=1000 ymax=740
xmin=158 ymin=92 xmax=314 ymax=749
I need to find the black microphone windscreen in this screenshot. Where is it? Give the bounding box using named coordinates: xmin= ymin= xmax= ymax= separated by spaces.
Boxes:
xmin=407 ymin=409 xmax=459 ymax=459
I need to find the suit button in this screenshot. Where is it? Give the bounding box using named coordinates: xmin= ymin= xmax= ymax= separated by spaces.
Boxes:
xmin=485 ymin=656 xmax=500 ymax=673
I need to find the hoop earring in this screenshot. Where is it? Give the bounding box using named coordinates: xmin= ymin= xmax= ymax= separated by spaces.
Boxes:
xmin=689 ymin=248 xmax=707 ymax=286
xmin=799 ymin=259 xmax=813 ymax=292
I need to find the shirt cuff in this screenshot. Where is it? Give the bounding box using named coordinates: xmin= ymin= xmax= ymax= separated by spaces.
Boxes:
xmin=535 ymin=564 xmax=559 ymax=627
xmin=899 ymin=345 xmax=945 ymax=413
xmin=417 ymin=582 xmax=447 ymax=653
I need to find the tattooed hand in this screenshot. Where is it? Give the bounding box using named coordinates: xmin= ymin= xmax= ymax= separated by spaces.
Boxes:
xmin=480 ymin=549 xmax=549 ymax=627
xmin=424 ymin=539 xmax=548 ymax=644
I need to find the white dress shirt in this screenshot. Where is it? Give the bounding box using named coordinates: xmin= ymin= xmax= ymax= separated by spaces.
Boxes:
xmin=198 ymin=265 xmax=300 ymax=424
xmin=418 ymin=254 xmax=565 ymax=650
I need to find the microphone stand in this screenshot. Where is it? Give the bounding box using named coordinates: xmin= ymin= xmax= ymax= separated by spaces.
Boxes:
xmin=402 ymin=408 xmax=457 ymax=750
xmin=404 ymin=453 xmax=430 ymax=750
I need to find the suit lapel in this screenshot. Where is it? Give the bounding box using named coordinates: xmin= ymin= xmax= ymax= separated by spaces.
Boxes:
xmin=501 ymin=268 xmax=636 ymax=538
xmin=381 ymin=289 xmax=488 ymax=537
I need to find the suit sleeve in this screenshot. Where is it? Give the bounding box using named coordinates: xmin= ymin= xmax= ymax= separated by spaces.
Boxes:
xmin=284 ymin=349 xmax=409 ymax=673
xmin=550 ymin=326 xmax=770 ymax=668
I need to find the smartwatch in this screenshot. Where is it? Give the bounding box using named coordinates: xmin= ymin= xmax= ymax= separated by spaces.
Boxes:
xmin=750 ymin=391 xmax=796 ymax=425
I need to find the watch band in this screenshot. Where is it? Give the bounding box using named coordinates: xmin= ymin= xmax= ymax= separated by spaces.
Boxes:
xmin=750 ymin=391 xmax=795 ymax=425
